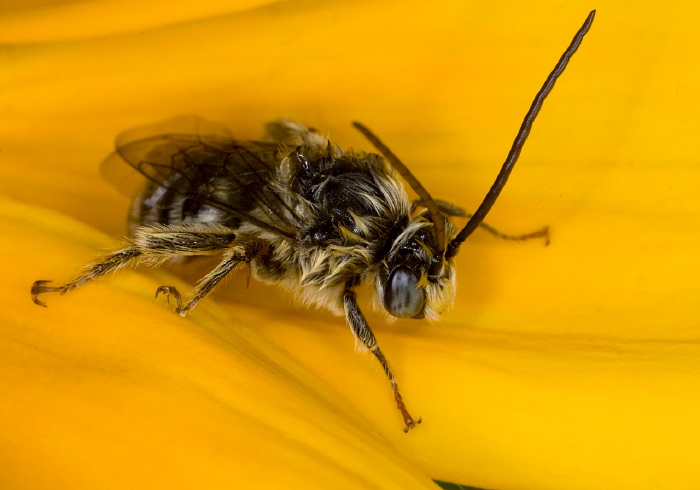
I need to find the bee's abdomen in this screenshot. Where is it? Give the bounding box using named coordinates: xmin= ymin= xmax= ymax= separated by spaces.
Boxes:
xmin=128 ymin=172 xmax=253 ymax=235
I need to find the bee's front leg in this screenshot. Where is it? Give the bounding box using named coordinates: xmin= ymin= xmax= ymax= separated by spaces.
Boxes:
xmin=342 ymin=282 xmax=421 ymax=432
xmin=412 ymin=199 xmax=550 ymax=244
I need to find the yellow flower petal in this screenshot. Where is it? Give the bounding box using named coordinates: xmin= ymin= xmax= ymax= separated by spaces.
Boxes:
xmin=0 ymin=0 xmax=273 ymax=43
xmin=1 ymin=196 xmax=436 ymax=488
xmin=2 ymin=0 xmax=700 ymax=489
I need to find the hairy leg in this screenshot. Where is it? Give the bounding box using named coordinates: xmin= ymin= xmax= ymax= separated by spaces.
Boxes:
xmin=31 ymin=224 xmax=238 ymax=307
xmin=342 ymin=283 xmax=420 ymax=432
xmin=156 ymin=239 xmax=267 ymax=316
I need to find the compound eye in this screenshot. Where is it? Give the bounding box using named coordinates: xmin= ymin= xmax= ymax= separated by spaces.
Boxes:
xmin=384 ymin=266 xmax=426 ymax=318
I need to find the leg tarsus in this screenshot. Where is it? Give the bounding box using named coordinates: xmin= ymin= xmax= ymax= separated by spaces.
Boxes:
xmin=155 ymin=285 xmax=189 ymax=316
xmin=391 ymin=380 xmax=422 ymax=432
xmin=478 ymin=222 xmax=550 ymax=245
xmin=369 ymin=344 xmax=421 ymax=432
xmin=30 ymin=280 xmax=65 ymax=307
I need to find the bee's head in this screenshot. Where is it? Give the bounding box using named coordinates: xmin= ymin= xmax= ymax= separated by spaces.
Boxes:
xmin=353 ymin=119 xmax=531 ymax=321
xmin=376 ymin=216 xmax=456 ymax=320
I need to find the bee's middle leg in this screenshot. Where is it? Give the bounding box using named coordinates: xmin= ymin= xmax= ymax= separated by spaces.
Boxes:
xmin=153 ymin=236 xmax=267 ymax=316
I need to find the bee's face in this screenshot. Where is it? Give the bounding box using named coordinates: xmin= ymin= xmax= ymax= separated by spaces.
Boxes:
xmin=377 ymin=217 xmax=455 ymax=320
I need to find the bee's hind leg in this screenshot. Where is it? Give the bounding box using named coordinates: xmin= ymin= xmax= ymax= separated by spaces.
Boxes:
xmin=31 ymin=224 xmax=267 ymax=314
xmin=31 ymin=247 xmax=142 ymax=306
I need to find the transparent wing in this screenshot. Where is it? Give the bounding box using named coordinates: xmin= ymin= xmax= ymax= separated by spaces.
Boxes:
xmin=100 ymin=115 xmax=299 ymax=238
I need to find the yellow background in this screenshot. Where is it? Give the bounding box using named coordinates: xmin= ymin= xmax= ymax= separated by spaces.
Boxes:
xmin=1 ymin=1 xmax=699 ymax=489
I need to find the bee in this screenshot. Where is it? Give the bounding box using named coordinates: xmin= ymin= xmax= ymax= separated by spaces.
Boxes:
xmin=31 ymin=11 xmax=594 ymax=431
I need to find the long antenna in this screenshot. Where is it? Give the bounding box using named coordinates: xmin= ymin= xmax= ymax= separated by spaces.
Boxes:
xmin=445 ymin=10 xmax=595 ymax=259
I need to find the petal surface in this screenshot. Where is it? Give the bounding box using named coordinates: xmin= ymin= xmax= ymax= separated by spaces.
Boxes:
xmin=2 ymin=1 xmax=700 ymax=489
